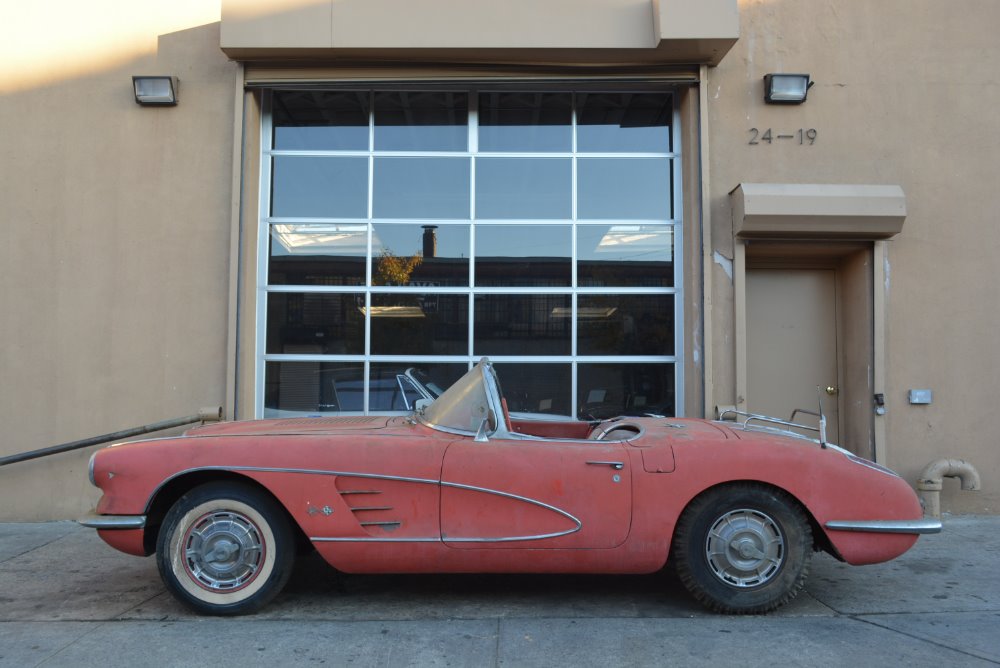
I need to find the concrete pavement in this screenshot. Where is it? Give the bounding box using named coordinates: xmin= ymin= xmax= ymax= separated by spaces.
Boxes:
xmin=1 ymin=516 xmax=998 ymax=667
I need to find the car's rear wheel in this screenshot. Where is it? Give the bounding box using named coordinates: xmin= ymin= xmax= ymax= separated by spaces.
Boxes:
xmin=156 ymin=482 xmax=294 ymax=616
xmin=672 ymin=483 xmax=812 ymax=614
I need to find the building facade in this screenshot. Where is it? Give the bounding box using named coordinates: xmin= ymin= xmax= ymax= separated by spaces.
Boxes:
xmin=2 ymin=0 xmax=997 ymax=520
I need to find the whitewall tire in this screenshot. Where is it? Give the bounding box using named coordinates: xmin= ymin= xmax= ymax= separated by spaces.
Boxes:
xmin=156 ymin=482 xmax=294 ymax=615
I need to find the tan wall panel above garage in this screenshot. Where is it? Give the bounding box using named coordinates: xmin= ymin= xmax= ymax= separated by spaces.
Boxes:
xmin=221 ymin=0 xmax=738 ymax=65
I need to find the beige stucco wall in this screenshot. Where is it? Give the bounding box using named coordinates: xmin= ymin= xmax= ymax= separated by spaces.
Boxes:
xmin=706 ymin=0 xmax=1000 ymax=513
xmin=1 ymin=0 xmax=997 ymax=519
xmin=0 ymin=4 xmax=238 ymax=520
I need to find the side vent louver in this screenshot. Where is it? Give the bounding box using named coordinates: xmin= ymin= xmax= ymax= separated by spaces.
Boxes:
xmin=338 ymin=488 xmax=402 ymax=533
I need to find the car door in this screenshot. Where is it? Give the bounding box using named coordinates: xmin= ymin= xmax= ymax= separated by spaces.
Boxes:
xmin=440 ymin=436 xmax=632 ymax=549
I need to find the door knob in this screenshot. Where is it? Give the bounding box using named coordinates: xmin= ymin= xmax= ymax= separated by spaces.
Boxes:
xmin=825 ymin=386 xmax=839 ymax=396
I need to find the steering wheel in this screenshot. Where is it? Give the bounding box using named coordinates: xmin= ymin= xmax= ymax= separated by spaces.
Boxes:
xmin=589 ymin=423 xmax=615 ymax=440
xmin=590 ymin=422 xmax=640 ymax=441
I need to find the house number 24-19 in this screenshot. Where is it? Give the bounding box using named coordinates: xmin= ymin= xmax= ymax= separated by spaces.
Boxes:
xmin=748 ymin=128 xmax=818 ymax=145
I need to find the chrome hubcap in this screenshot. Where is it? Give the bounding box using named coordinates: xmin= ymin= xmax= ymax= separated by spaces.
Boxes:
xmin=705 ymin=509 xmax=784 ymax=587
xmin=182 ymin=511 xmax=264 ymax=591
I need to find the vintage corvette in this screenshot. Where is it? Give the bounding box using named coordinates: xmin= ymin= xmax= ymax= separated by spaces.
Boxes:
xmin=80 ymin=359 xmax=941 ymax=616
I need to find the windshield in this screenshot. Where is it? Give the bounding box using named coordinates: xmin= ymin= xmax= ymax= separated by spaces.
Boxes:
xmin=405 ymin=368 xmax=445 ymax=398
xmin=419 ymin=361 xmax=495 ymax=434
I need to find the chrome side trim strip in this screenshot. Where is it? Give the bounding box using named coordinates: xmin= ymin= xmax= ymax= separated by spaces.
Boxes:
xmin=78 ymin=512 xmax=146 ymax=530
xmin=442 ymin=527 xmax=580 ymax=543
xmin=161 ymin=465 xmax=441 ymax=486
xmin=182 ymin=465 xmax=585 ymax=544
xmin=438 ymin=480 xmax=583 ymax=542
xmin=825 ymin=518 xmax=943 ymax=534
xmin=311 ymin=536 xmax=441 ymax=543
xmin=309 ymin=527 xmax=582 ymax=544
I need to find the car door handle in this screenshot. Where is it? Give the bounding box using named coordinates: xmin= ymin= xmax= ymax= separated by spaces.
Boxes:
xmin=586 ymin=460 xmax=624 ymax=470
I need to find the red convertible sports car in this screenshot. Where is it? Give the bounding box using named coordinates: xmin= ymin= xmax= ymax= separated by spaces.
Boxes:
xmin=81 ymin=359 xmax=940 ymax=616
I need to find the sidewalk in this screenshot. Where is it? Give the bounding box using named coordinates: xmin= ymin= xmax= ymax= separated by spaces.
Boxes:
xmin=1 ymin=516 xmax=998 ymax=667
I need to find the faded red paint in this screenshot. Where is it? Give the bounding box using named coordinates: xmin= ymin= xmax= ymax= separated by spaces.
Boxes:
xmin=87 ymin=415 xmax=926 ymax=571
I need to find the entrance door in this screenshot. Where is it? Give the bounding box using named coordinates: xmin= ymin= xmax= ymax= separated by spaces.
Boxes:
xmin=746 ymin=268 xmax=840 ymax=443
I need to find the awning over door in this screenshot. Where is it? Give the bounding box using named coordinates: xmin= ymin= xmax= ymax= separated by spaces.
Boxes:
xmin=220 ymin=0 xmax=739 ymax=66
xmin=731 ymin=183 xmax=907 ymax=240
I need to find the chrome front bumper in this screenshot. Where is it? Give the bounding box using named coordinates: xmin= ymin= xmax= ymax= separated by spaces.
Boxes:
xmin=78 ymin=511 xmax=146 ymax=530
xmin=825 ymin=518 xmax=942 ymax=534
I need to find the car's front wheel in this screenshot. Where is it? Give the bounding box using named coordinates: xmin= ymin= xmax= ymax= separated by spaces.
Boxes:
xmin=156 ymin=482 xmax=294 ymax=616
xmin=672 ymin=483 xmax=812 ymax=614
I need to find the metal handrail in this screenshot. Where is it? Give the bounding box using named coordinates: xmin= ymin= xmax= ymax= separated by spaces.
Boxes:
xmin=0 ymin=407 xmax=223 ymax=467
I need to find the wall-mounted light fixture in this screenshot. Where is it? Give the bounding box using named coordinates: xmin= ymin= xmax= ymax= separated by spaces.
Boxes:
xmin=763 ymin=73 xmax=813 ymax=104
xmin=132 ymin=76 xmax=178 ymax=106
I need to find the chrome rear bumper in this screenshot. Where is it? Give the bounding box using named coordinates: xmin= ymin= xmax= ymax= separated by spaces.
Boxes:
xmin=78 ymin=511 xmax=146 ymax=530
xmin=825 ymin=518 xmax=942 ymax=534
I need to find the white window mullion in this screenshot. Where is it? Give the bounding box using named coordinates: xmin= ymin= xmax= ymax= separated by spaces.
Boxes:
xmin=570 ymin=92 xmax=579 ymax=415
xmin=255 ymin=91 xmax=276 ymax=419
xmin=364 ymin=91 xmax=375 ymax=413
xmin=469 ymin=91 xmax=478 ymax=361
xmin=671 ymin=94 xmax=684 ymax=417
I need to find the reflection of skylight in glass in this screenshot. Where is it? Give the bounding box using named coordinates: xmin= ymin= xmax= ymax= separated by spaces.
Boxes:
xmin=551 ymin=307 xmax=617 ymax=319
xmin=594 ymin=225 xmax=672 ymax=256
xmin=271 ymin=224 xmax=374 ymax=255
xmin=359 ymin=306 xmax=426 ymax=318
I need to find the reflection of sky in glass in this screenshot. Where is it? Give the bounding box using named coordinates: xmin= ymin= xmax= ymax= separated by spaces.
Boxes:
xmin=272 ymin=90 xmax=369 ymax=151
xmin=478 ymin=92 xmax=571 ymax=152
xmin=373 ymin=223 xmax=469 ymax=260
xmin=374 ymin=92 xmax=468 ymax=152
xmin=476 ymin=158 xmax=571 ymax=219
xmin=576 ymin=92 xmax=672 ymax=153
xmin=476 ymin=225 xmax=570 ymax=260
xmin=376 ymin=123 xmax=468 ymax=152
xmin=374 ymin=158 xmax=470 ymax=219
xmin=275 ymin=126 xmax=368 ymax=151
xmin=577 ymin=120 xmax=671 ymax=153
xmin=272 ymin=156 xmax=368 ymax=218
xmin=578 ymin=158 xmax=671 ymax=220
xmin=475 ymin=225 xmax=571 ymax=286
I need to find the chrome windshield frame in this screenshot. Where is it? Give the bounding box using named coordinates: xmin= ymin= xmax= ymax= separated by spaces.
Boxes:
xmin=416 ymin=358 xmax=517 ymax=440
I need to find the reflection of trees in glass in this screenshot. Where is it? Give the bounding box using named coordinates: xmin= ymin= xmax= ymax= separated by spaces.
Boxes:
xmin=372 ymin=249 xmax=427 ymax=355
xmin=374 ymin=249 xmax=422 ymax=286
